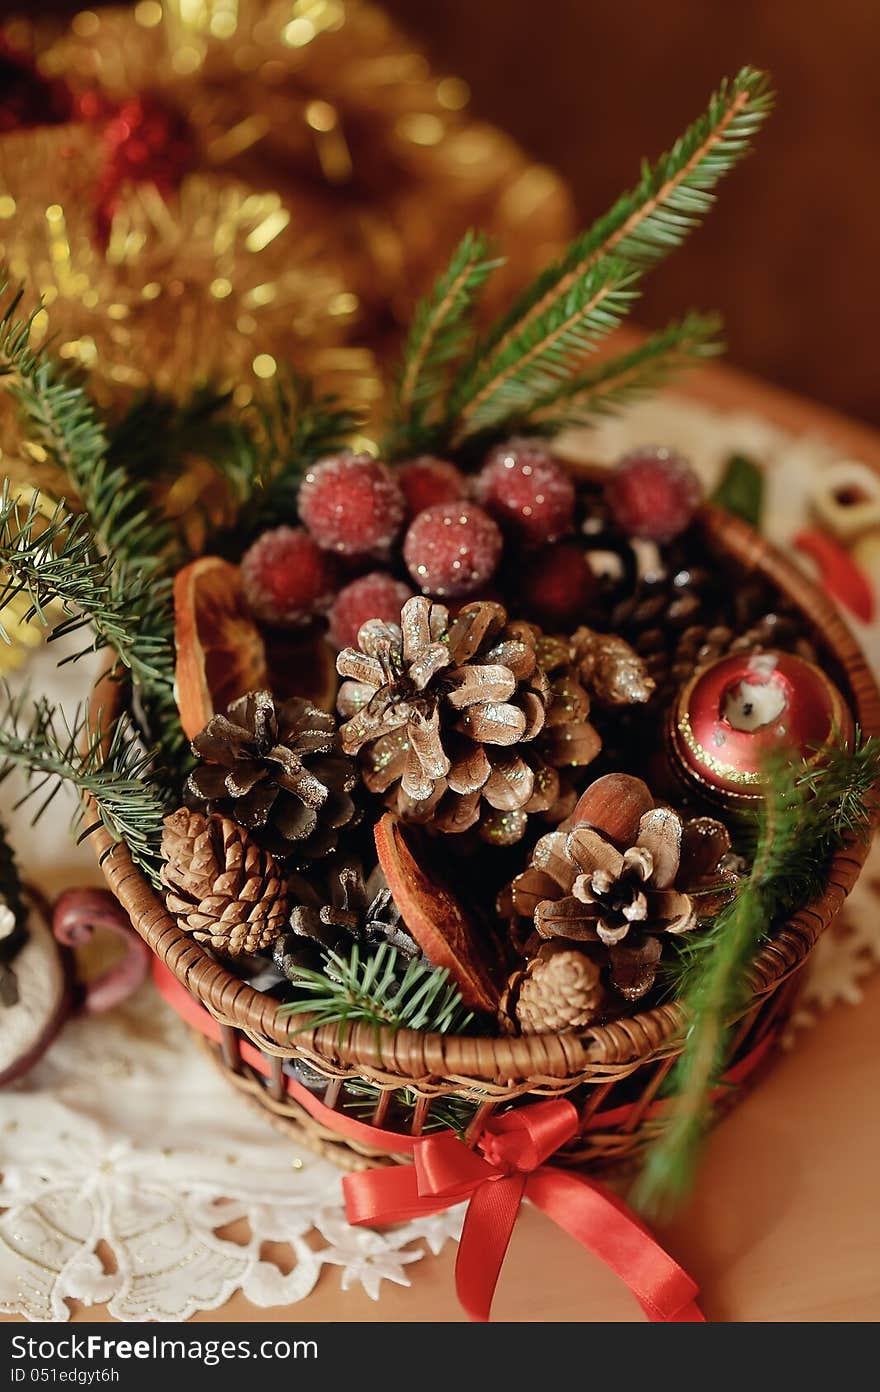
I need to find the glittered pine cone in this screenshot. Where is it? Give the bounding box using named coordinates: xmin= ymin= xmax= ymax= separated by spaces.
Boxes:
xmin=336 ymin=597 xmax=600 ymax=844
xmin=505 ymin=780 xmax=735 ymax=1002
xmin=274 ymin=861 xmax=420 ymax=979
xmin=568 ymin=625 xmax=656 ymax=707
xmin=506 ymin=941 xmax=605 ymax=1035
xmin=186 ymin=690 xmax=358 ymax=862
xmin=160 ymin=807 xmax=289 ymax=957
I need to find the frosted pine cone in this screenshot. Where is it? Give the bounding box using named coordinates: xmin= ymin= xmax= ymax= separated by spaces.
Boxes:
xmin=336 ymin=597 xmax=599 ymax=843
xmin=160 ymin=808 xmax=289 ymax=957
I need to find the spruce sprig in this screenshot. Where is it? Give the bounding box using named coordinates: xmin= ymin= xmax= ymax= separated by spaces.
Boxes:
xmin=447 ymin=256 xmax=638 ymax=443
xmin=0 ymin=483 xmax=172 ymax=684
xmin=0 ymin=682 xmax=168 ymax=887
xmin=633 ymin=734 xmax=880 ymax=1215
xmin=386 ymin=229 xmax=500 ymax=456
xmin=445 ymin=67 xmax=771 ymax=445
xmin=278 ymin=941 xmax=473 ymax=1038
xmin=216 ymin=372 xmax=362 ymax=547
xmin=524 ymin=311 xmax=723 ymax=429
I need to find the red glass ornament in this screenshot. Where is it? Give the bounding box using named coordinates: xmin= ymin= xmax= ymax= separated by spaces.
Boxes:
xmin=668 ymin=649 xmax=854 ymax=810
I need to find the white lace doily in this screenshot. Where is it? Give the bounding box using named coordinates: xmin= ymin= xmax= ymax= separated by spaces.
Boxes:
xmin=1 ymin=391 xmax=878 ymax=1322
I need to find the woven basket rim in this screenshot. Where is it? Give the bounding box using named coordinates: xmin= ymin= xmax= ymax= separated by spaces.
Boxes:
xmin=88 ymin=507 xmax=880 ymax=1084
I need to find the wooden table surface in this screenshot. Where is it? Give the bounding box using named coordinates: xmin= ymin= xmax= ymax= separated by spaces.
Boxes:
xmin=5 ymin=355 xmax=880 ymax=1324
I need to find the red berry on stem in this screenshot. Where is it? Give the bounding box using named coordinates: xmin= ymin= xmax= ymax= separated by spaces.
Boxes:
xmin=605 ymin=447 xmax=702 ymax=543
xmin=327 ymin=572 xmax=414 ymax=650
xmin=241 ymin=526 xmax=337 ymax=627
xmin=403 ymin=502 xmax=502 ymax=598
xmin=397 ymin=456 xmax=467 ymax=519
xmin=520 ymin=541 xmax=597 ymax=627
xmin=477 ymin=438 xmax=575 ymax=547
xmin=299 ymin=452 xmax=405 ymax=558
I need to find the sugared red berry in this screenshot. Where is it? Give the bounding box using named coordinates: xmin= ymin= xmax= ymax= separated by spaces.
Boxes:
xmin=298 ymin=451 xmax=405 ymax=557
xmin=520 ymin=541 xmax=597 ymax=627
xmin=241 ymin=526 xmax=337 ymax=627
xmin=403 ymin=502 xmax=502 ymax=598
xmin=327 ymin=571 xmax=414 ymax=650
xmin=397 ymin=456 xmax=467 ymax=520
xmin=476 ymin=438 xmax=575 ymax=547
xmin=605 ymin=447 xmax=702 ymax=543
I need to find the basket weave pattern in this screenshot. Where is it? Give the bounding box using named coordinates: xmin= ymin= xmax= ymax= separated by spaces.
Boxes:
xmin=89 ymin=510 xmax=880 ymax=1171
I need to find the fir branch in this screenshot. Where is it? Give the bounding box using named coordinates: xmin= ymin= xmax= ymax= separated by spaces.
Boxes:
xmin=0 ymin=683 xmax=168 ymax=887
xmin=0 ymin=483 xmax=171 ymax=684
xmin=518 ymin=312 xmax=723 ymax=430
xmin=448 ymin=257 xmax=639 ymax=443
xmin=385 ymin=230 xmax=500 ymax=456
xmin=106 ymin=386 xmax=236 ymax=487
xmin=277 ymin=941 xmax=473 ymax=1038
xmin=447 ymin=67 xmax=771 ymax=443
xmin=216 ymin=372 xmax=361 ymax=549
xmin=0 ymin=276 xmax=174 ymax=572
xmin=634 ymin=734 xmax=880 ymax=1215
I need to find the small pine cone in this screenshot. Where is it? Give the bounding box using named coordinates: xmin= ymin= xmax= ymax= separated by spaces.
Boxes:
xmin=160 ymin=808 xmax=289 ymax=957
xmin=513 ymin=942 xmax=605 ymax=1034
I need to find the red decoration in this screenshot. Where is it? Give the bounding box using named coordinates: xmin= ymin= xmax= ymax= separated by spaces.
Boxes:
xmin=519 ymin=539 xmax=596 ymax=626
xmin=793 ymin=529 xmax=875 ymax=623
xmin=477 ymin=438 xmax=575 ymax=546
xmin=606 ymin=446 xmax=702 ymax=543
xmin=668 ymin=649 xmax=854 ymax=808
xmin=403 ymin=500 xmax=502 ymax=597
xmin=397 ymin=456 xmax=467 ymax=519
xmin=327 ymin=570 xmax=414 ymax=650
xmin=299 ymin=452 xmax=406 ymax=558
xmin=95 ymin=95 xmax=195 ymax=242
xmin=241 ymin=525 xmax=337 ymax=627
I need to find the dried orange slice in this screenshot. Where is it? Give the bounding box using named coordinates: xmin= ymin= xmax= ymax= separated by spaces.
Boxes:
xmin=174 ymin=556 xmax=269 ymax=740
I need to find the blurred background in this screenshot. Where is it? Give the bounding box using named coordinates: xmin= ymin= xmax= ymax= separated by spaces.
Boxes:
xmin=2 ymin=0 xmax=878 ymax=425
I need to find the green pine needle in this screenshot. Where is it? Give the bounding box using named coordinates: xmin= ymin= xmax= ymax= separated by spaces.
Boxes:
xmin=215 ymin=371 xmax=362 ymax=548
xmin=385 ymin=229 xmax=501 ymax=456
xmin=0 ymin=482 xmax=172 ymax=685
xmin=0 ymin=683 xmax=168 ymax=888
xmin=446 ymin=67 xmax=771 ymax=444
xmin=522 ymin=311 xmax=723 ymax=430
xmin=448 ymin=256 xmax=639 ymax=442
xmin=277 ymin=941 xmax=473 ymax=1039
xmin=634 ymin=734 xmax=880 ymax=1216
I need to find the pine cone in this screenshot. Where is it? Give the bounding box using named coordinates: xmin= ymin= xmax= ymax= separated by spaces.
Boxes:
xmin=510 ymin=941 xmax=605 ymax=1034
xmin=274 ymin=861 xmax=419 ymax=978
xmin=504 ymin=785 xmax=736 ymax=1004
xmin=186 ymin=690 xmax=358 ymax=862
xmin=161 ymin=808 xmax=289 ymax=957
xmin=336 ymin=597 xmax=600 ymax=844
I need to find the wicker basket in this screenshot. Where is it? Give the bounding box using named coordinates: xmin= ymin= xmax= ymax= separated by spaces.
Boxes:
xmin=89 ymin=508 xmax=880 ymax=1175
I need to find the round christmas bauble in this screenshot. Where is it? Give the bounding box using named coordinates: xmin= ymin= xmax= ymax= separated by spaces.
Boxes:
xmin=403 ymin=501 xmax=502 ymax=597
xmin=327 ymin=571 xmax=414 ymax=650
xmin=241 ymin=526 xmax=337 ymax=627
xmin=476 ymin=439 xmax=575 ymax=547
xmin=298 ymin=453 xmax=406 ymax=558
xmin=606 ymin=446 xmax=702 ymax=543
xmin=397 ymin=457 xmax=467 ymax=520
xmin=668 ymin=649 xmax=854 ymax=809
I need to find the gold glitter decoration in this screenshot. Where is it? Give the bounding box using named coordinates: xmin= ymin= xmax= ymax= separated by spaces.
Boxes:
xmin=21 ymin=0 xmax=573 ymax=352
xmin=0 ymin=125 xmax=368 ymax=406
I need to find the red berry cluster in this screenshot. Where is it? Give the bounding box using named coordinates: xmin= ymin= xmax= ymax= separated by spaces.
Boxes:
xmin=239 ymin=439 xmax=702 ymax=641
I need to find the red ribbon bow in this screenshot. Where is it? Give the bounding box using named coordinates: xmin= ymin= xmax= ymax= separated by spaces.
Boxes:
xmin=344 ymin=1098 xmax=704 ymax=1323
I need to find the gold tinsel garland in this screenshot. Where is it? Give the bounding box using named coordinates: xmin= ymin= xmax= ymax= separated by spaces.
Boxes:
xmin=1 ymin=0 xmax=573 ymax=408
xmin=0 ymin=0 xmax=573 ymax=667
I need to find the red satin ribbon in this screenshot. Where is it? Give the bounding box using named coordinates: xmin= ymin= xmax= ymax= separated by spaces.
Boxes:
xmin=152 ymin=958 xmax=781 ymax=1322
xmin=343 ymin=1098 xmax=704 ymax=1322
